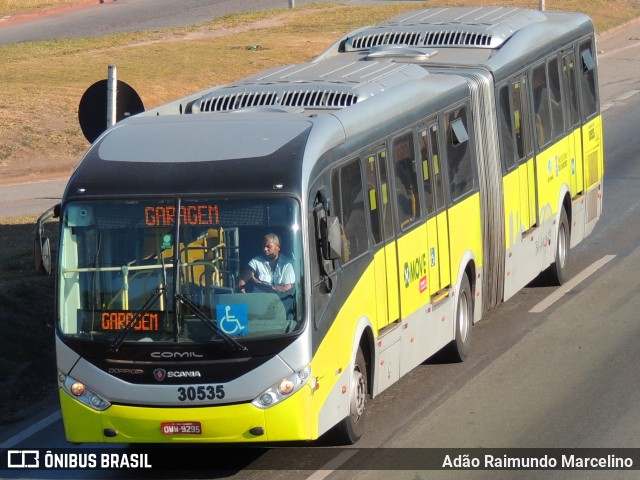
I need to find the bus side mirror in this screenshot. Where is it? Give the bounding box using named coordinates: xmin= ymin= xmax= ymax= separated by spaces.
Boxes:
xmin=320 ymin=215 xmax=342 ymax=261
xmin=35 ymin=236 xmax=52 ymax=276
xmin=34 ymin=203 xmax=59 ymax=276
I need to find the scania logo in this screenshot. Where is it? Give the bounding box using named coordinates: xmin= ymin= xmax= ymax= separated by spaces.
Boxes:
xmin=151 ymin=351 xmax=204 ymax=359
xmin=168 ymin=371 xmax=201 ymax=378
xmin=153 ymin=369 xmax=201 ymax=381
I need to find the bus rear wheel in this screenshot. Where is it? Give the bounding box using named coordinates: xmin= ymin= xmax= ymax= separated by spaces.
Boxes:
xmin=336 ymin=346 xmax=368 ymax=444
xmin=445 ymin=273 xmax=473 ymax=362
xmin=545 ymin=208 xmax=570 ymax=286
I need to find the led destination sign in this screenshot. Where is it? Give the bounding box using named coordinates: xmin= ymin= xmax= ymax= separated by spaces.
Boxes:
xmin=144 ymin=205 xmax=220 ymax=227
xmin=101 ymin=311 xmax=161 ymax=331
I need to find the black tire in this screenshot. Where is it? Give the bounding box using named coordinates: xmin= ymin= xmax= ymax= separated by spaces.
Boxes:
xmin=335 ymin=347 xmax=368 ymax=444
xmin=445 ymin=274 xmax=473 ymax=362
xmin=545 ymin=208 xmax=570 ymax=286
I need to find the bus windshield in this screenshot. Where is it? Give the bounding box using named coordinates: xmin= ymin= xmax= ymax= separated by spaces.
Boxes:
xmin=58 ymin=197 xmax=304 ymax=345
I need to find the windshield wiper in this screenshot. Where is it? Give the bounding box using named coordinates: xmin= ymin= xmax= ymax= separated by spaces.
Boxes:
xmin=176 ymin=294 xmax=248 ymax=352
xmin=108 ymin=286 xmax=166 ymax=353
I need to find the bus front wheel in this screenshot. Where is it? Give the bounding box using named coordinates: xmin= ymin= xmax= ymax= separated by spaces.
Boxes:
xmin=336 ymin=346 xmax=368 ymax=444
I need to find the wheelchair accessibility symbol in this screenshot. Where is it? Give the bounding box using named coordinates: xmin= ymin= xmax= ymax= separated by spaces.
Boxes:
xmin=216 ymin=304 xmax=249 ymax=336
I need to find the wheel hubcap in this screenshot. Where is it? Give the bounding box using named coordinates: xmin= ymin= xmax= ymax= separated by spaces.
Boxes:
xmin=558 ymin=223 xmax=567 ymax=268
xmin=458 ymin=291 xmax=470 ymax=342
xmin=350 ymin=367 xmax=366 ymax=420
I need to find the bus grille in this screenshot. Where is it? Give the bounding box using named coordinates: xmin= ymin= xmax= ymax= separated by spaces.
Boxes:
xmin=351 ymin=31 xmax=423 ymax=49
xmin=348 ymin=29 xmax=492 ymax=50
xmin=423 ymin=30 xmax=492 ymax=47
xmin=196 ymin=89 xmax=359 ymax=112
xmin=198 ymin=92 xmax=278 ymax=112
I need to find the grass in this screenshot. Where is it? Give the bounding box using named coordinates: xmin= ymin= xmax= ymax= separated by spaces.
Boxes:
xmin=0 ymin=216 xmax=58 ymax=423
xmin=0 ymin=0 xmax=638 ymax=423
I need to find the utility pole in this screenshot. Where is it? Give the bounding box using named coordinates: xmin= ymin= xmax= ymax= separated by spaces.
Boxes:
xmin=107 ymin=64 xmax=117 ymax=129
xmin=539 ymin=0 xmax=545 ymax=11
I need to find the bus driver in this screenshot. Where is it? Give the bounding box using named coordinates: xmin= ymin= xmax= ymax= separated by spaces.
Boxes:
xmin=237 ymin=233 xmax=295 ymax=293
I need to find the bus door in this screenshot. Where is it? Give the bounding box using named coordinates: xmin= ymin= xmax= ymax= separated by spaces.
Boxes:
xmin=512 ymin=76 xmax=536 ymax=231
xmin=577 ymin=39 xmax=602 ymax=203
xmin=420 ymin=123 xmax=450 ymax=296
xmin=562 ymin=51 xmax=584 ymax=195
xmin=365 ymin=148 xmax=400 ymax=330
xmin=391 ymin=131 xmax=429 ymax=317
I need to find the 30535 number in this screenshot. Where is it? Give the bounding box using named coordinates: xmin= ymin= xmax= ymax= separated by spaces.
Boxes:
xmin=177 ymin=385 xmax=225 ymax=402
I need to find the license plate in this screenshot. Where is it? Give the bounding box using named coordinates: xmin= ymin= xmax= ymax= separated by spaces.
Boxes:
xmin=161 ymin=422 xmax=202 ymax=435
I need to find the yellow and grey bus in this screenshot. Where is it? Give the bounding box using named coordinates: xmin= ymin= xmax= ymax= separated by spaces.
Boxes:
xmin=37 ymin=7 xmax=602 ymax=444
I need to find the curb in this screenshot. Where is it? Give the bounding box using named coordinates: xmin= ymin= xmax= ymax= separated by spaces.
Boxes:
xmin=597 ymin=15 xmax=640 ymax=38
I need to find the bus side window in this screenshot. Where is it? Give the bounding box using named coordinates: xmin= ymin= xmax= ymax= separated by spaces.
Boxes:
xmin=445 ymin=107 xmax=474 ymax=201
xmin=392 ymin=131 xmax=421 ymax=229
xmin=563 ymin=52 xmax=580 ymax=128
xmin=378 ymin=149 xmax=395 ymax=241
xmin=331 ymin=159 xmax=367 ymax=263
xmin=548 ymin=57 xmax=565 ymax=138
xmin=364 ymin=154 xmax=382 ymax=245
xmin=419 ymin=129 xmax=435 ymax=215
xmin=498 ymin=84 xmax=517 ymax=172
xmin=532 ymin=64 xmax=552 ymax=149
xmin=511 ymin=78 xmax=531 ymax=163
xmin=430 ymin=124 xmax=446 ymax=212
xmin=579 ymin=40 xmax=598 ymax=118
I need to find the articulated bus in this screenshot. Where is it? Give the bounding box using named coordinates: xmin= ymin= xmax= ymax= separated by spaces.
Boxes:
xmin=36 ymin=7 xmax=602 ymax=444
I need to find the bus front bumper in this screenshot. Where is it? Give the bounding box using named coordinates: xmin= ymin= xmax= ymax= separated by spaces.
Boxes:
xmin=59 ymin=388 xmax=315 ymax=443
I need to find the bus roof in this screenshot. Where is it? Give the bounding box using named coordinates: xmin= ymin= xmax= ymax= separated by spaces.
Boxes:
xmin=316 ymin=7 xmax=594 ymax=80
xmin=66 ymin=55 xmax=469 ymax=201
xmin=190 ymin=57 xmax=429 ymax=114
xmin=65 ymin=112 xmax=315 ymax=199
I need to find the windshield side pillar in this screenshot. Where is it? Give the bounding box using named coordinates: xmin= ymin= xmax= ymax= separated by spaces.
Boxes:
xmin=172 ymin=197 xmax=182 ymax=342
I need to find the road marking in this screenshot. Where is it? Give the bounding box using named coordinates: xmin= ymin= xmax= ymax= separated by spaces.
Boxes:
xmin=306 ymin=450 xmax=359 ymax=480
xmin=600 ymin=40 xmax=640 ymax=58
xmin=616 ymin=89 xmax=639 ymax=102
xmin=602 ymin=90 xmax=639 ymax=112
xmin=0 ymin=410 xmax=61 ymax=449
xmin=529 ymin=255 xmax=616 ymax=313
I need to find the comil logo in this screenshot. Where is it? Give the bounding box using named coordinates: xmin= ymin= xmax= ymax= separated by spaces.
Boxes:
xmin=7 ymin=450 xmax=40 ymax=468
xmin=150 ymin=351 xmax=204 ymax=359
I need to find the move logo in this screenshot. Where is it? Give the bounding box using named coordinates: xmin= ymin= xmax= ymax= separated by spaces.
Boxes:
xmin=403 ymin=253 xmax=428 ymax=291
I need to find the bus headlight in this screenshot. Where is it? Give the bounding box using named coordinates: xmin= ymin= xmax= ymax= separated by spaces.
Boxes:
xmin=252 ymin=366 xmax=311 ymax=409
xmin=58 ymin=372 xmax=111 ymax=411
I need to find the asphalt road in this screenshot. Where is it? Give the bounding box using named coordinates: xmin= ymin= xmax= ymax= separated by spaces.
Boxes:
xmin=1 ymin=8 xmax=639 ymax=480
xmin=0 ymin=179 xmax=68 ymax=218
xmin=0 ymin=0 xmax=393 ymax=45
